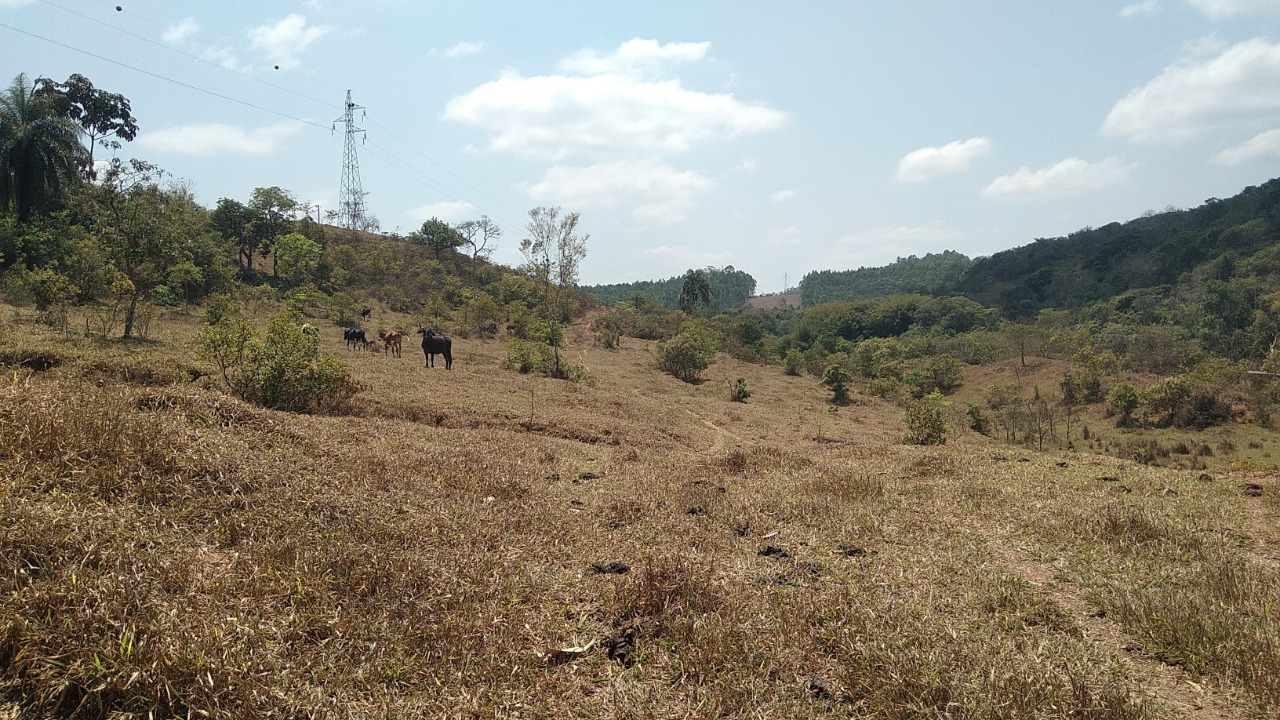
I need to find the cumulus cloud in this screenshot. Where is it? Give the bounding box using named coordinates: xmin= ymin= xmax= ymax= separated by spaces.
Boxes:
xmin=432 ymin=41 xmax=482 ymax=59
xmin=1212 ymin=128 xmax=1280 ymax=164
xmin=139 ymin=122 xmax=301 ymax=155
xmin=163 ymin=18 xmax=199 ymax=45
xmin=770 ymin=189 xmax=796 ymax=203
xmin=1103 ymin=38 xmax=1280 ymax=142
xmin=1120 ymin=0 xmax=1159 ymax=17
xmin=524 ymin=161 xmax=714 ymax=223
xmin=405 ymin=200 xmax=476 ymax=225
xmin=896 ymin=137 xmax=993 ymax=182
xmin=982 ymin=157 xmax=1131 ymax=201
xmin=1188 ymin=0 xmax=1280 ymax=17
xmin=200 ymin=46 xmax=247 ymax=72
xmin=560 ymin=39 xmax=711 ymax=77
xmin=248 ymin=14 xmax=331 ymax=71
xmin=445 ymin=70 xmax=786 ymax=161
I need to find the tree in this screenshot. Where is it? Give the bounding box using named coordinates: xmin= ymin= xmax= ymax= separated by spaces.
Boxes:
xmin=83 ymin=159 xmax=224 ymax=338
xmin=520 ymin=206 xmax=588 ymax=321
xmin=34 ymin=73 xmax=138 ymax=177
xmin=411 ymin=217 xmax=465 ymax=260
xmin=455 ymin=215 xmax=501 ymax=267
xmin=211 ymin=197 xmax=258 ymax=274
xmin=248 ymin=186 xmax=298 ymax=278
xmin=655 ymin=324 xmax=718 ymax=383
xmin=679 ymin=268 xmax=712 ymax=314
xmin=273 ymin=232 xmax=320 ymax=289
xmin=822 ymin=363 xmax=854 ymax=404
xmin=0 ymin=73 xmax=87 ymax=223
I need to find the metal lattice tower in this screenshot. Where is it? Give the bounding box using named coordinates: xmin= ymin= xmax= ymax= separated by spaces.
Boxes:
xmin=334 ymin=90 xmax=366 ymax=230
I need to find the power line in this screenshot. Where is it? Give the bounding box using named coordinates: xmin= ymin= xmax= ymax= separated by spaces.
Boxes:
xmin=34 ymin=0 xmax=337 ymax=111
xmin=0 ymin=22 xmax=332 ymax=131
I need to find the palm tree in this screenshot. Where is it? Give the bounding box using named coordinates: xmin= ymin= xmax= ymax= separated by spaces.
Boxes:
xmin=0 ymin=73 xmax=87 ymax=222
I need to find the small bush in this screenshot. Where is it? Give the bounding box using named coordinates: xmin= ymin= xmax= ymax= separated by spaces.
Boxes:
xmin=729 ymin=377 xmax=751 ymax=403
xmin=822 ymin=364 xmax=854 ymax=404
xmin=783 ymin=348 xmax=804 ymax=376
xmin=656 ymin=325 xmax=718 ymax=383
xmin=199 ymin=310 xmax=358 ymax=413
xmin=966 ymin=403 xmax=991 ymax=435
xmin=905 ymin=391 xmax=949 ymax=445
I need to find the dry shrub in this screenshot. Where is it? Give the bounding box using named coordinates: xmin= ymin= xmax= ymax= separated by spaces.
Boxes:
xmin=1083 ymin=502 xmax=1202 ymax=554
xmin=0 ymin=347 xmax=65 ymax=371
xmin=608 ymin=554 xmax=723 ymax=636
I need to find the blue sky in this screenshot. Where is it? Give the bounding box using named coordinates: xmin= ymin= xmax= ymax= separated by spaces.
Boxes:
xmin=5 ymin=1 xmax=1280 ymax=292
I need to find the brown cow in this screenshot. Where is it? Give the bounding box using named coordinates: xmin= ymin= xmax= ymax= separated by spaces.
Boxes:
xmin=379 ymin=329 xmax=403 ymax=358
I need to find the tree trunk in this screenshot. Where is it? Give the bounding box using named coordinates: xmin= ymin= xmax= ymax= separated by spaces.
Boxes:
xmin=122 ymin=291 xmax=140 ymax=339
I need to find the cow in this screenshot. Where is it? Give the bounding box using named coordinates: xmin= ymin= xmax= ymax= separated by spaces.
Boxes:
xmin=417 ymin=326 xmax=453 ymax=370
xmin=343 ymin=327 xmax=367 ymax=350
xmin=379 ymin=329 xmax=404 ymax=358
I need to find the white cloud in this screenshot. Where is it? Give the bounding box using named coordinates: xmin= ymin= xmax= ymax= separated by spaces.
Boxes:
xmin=200 ymin=46 xmax=247 ymax=72
xmin=1120 ymin=0 xmax=1160 ymax=17
xmin=1188 ymin=0 xmax=1280 ymax=17
xmin=405 ymin=200 xmax=476 ymax=225
xmin=1103 ymin=38 xmax=1280 ymax=142
xmin=248 ymin=14 xmax=331 ymax=71
xmin=982 ymin=157 xmax=1131 ymax=201
xmin=770 ymin=189 xmax=796 ymax=203
xmin=731 ymin=158 xmax=758 ymax=174
xmin=0 ymin=0 xmax=34 ymax=8
xmin=432 ymin=41 xmax=482 ymax=59
xmin=896 ymin=137 xmax=993 ymax=182
xmin=163 ymin=18 xmax=199 ymax=45
xmin=524 ymin=160 xmax=714 ymax=223
xmin=560 ymin=39 xmax=711 ymax=77
xmin=1212 ymin=128 xmax=1280 ymax=163
xmin=642 ymin=244 xmax=731 ymax=266
xmin=444 ymin=70 xmax=787 ymax=161
xmin=139 ymin=122 xmax=301 ymax=155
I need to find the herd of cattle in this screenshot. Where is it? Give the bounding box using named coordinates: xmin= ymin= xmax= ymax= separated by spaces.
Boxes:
xmin=339 ymin=325 xmax=453 ymax=369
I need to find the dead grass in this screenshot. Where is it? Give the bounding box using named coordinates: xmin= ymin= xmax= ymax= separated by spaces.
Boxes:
xmin=0 ymin=304 xmax=1276 ymax=718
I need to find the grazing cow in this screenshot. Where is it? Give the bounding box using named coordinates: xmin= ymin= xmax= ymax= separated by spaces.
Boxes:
xmin=379 ymin=329 xmax=404 ymax=358
xmin=417 ymin=326 xmax=453 ymax=370
xmin=361 ymin=307 xmax=372 ymax=319
xmin=343 ymin=327 xmax=367 ymax=350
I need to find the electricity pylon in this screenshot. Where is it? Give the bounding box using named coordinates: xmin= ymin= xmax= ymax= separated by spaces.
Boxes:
xmin=334 ymin=90 xmax=366 ymax=230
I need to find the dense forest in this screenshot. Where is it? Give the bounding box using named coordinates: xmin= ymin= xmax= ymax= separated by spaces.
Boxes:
xmin=579 ymin=265 xmax=757 ymax=312
xmin=798 ymin=251 xmax=972 ymax=306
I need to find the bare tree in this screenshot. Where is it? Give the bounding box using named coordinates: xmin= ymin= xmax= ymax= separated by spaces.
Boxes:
xmin=455 ymin=215 xmax=501 ymax=268
xmin=520 ymin=206 xmax=588 ymax=320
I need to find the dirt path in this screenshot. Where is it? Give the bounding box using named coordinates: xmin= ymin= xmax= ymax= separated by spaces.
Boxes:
xmin=685 ymin=410 xmax=745 ymax=453
xmin=998 ymin=549 xmax=1248 ymax=720
xmin=1239 ymin=474 xmax=1279 ymax=569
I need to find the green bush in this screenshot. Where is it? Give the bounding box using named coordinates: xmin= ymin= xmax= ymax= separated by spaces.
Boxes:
xmin=729 ymin=377 xmax=751 ymax=403
xmin=656 ymin=325 xmax=718 ymax=383
xmin=199 ymin=310 xmax=358 ymax=413
xmin=503 ymin=338 xmax=556 ymax=374
xmin=905 ymin=391 xmax=950 ymax=445
xmin=783 ymin=348 xmax=804 ymax=376
xmin=1107 ymin=382 xmax=1139 ymax=426
xmin=822 ymin=363 xmax=854 ymax=404
xmin=966 ymin=403 xmax=992 ymax=435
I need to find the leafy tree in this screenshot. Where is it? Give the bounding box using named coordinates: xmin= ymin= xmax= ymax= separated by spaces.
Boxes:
xmin=0 ymin=73 xmax=87 ymax=223
xmin=248 ymin=186 xmax=298 ymax=278
xmin=81 ymin=159 xmax=226 ymax=337
xmin=1107 ymin=382 xmax=1140 ymax=426
xmin=273 ymin=231 xmax=321 ymax=289
xmin=210 ymin=197 xmax=258 ymax=274
xmin=520 ymin=206 xmax=588 ymax=321
xmin=411 ymin=216 xmax=465 ymax=260
xmin=822 ymin=363 xmax=854 ymax=404
xmin=679 ymin=268 xmax=712 ymax=314
xmin=34 ymin=73 xmax=137 ymax=177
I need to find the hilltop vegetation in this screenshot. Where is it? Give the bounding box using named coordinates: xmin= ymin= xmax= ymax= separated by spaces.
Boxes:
xmin=2 ymin=69 xmax=1279 ymax=718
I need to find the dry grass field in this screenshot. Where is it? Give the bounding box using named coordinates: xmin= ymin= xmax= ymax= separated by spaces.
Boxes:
xmin=1 ymin=304 xmax=1277 ymax=719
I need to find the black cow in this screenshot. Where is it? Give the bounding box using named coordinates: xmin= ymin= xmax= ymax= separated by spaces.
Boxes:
xmin=416 ymin=326 xmax=453 ymax=369
xmin=343 ymin=327 xmax=367 ymax=350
